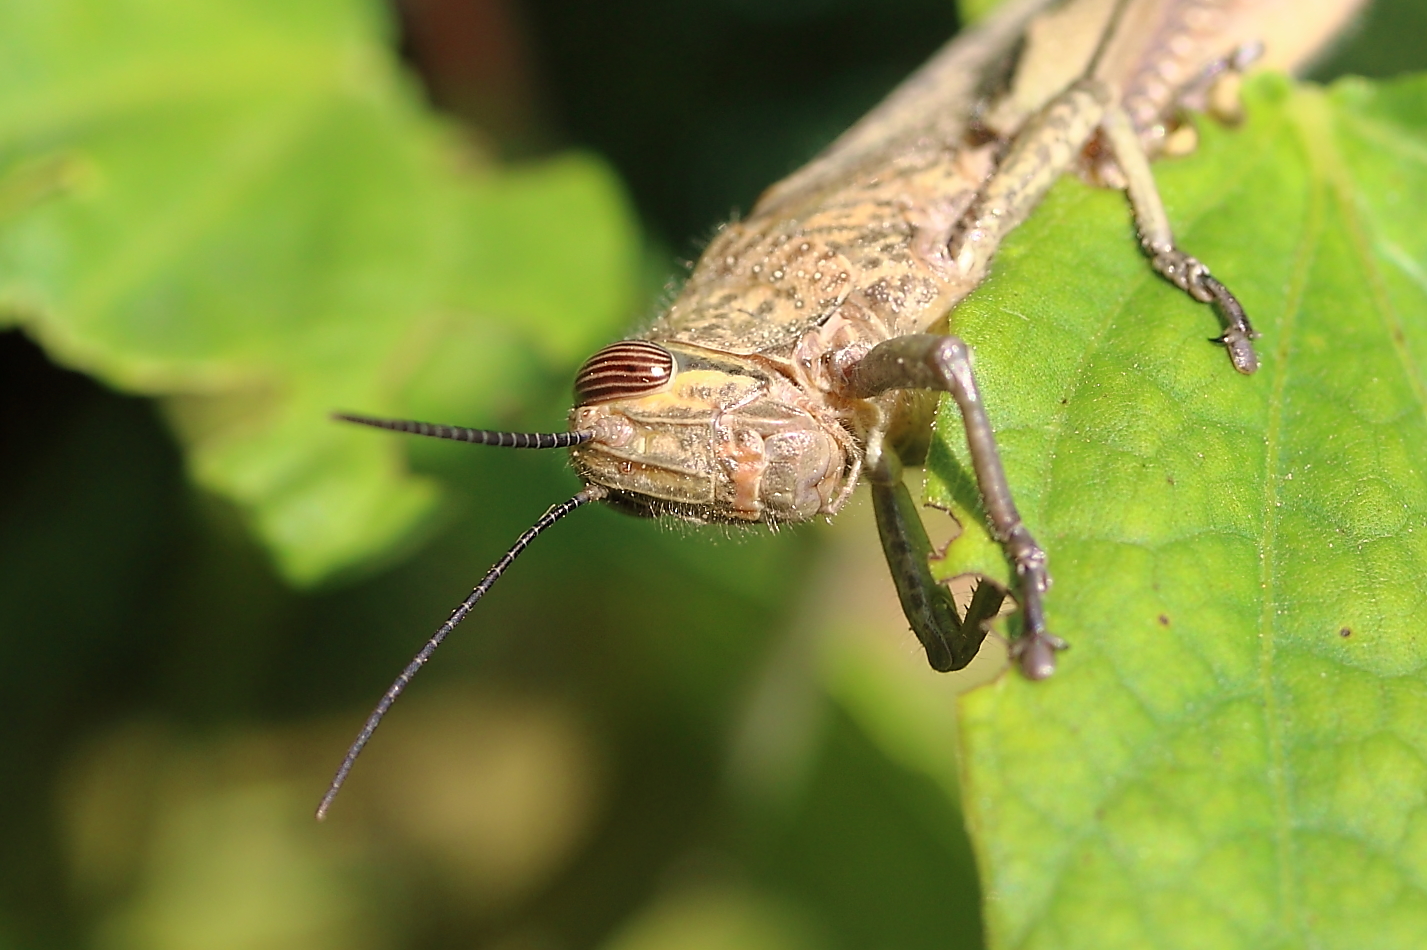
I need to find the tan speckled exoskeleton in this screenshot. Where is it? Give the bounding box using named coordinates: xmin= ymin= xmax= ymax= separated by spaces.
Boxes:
xmin=317 ymin=0 xmax=1367 ymax=818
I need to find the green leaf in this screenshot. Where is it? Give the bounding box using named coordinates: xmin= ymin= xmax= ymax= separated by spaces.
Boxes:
xmin=0 ymin=0 xmax=641 ymax=583
xmin=927 ymin=74 xmax=1427 ymax=948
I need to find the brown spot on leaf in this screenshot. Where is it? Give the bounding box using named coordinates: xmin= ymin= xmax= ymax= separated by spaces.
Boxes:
xmin=1340 ymin=627 xmax=1352 ymax=638
xmin=1158 ymin=614 xmax=1170 ymax=627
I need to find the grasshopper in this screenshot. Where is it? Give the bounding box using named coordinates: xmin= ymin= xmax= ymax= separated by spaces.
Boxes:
xmin=317 ymin=0 xmax=1366 ymax=818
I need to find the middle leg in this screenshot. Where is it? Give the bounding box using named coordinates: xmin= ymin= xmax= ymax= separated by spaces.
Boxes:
xmin=1098 ymin=102 xmax=1259 ymax=374
xmin=957 ymin=78 xmax=1260 ymax=374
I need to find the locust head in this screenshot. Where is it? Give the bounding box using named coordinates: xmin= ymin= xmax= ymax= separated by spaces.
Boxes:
xmin=568 ymin=340 xmax=850 ymax=524
xmin=317 ymin=339 xmax=852 ymax=818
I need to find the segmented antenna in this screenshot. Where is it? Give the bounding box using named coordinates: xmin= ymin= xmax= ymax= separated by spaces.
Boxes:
xmin=334 ymin=412 xmax=594 ymax=449
xmin=315 ymin=487 xmax=605 ymax=820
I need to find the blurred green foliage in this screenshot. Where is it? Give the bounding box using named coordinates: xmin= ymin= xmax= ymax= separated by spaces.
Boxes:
xmin=0 ymin=0 xmax=640 ymax=583
xmin=2 ymin=1 xmax=1426 ymax=950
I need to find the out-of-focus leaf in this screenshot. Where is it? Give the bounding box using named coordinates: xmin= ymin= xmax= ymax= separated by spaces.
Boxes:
xmin=957 ymin=0 xmax=1011 ymax=27
xmin=0 ymin=0 xmax=641 ymax=582
xmin=600 ymin=886 xmax=822 ymax=950
xmin=928 ymin=74 xmax=1427 ymax=948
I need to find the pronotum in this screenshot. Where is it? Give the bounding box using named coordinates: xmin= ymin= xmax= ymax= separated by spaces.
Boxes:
xmin=317 ymin=0 xmax=1367 ymax=819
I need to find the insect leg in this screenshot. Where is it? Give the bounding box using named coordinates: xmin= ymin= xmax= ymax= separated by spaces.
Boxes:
xmin=1099 ymin=102 xmax=1259 ymax=374
xmin=956 ymin=80 xmax=1111 ymax=276
xmin=1174 ymin=40 xmax=1263 ymax=127
xmin=963 ymin=78 xmax=1258 ymax=374
xmin=868 ymin=446 xmax=1005 ymax=671
xmin=848 ymin=333 xmax=1064 ymax=678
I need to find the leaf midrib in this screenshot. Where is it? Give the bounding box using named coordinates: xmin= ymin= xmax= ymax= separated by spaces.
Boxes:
xmin=1250 ymin=92 xmax=1328 ymax=945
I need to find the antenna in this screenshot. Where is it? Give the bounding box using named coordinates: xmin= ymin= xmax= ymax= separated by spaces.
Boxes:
xmin=334 ymin=412 xmax=594 ymax=449
xmin=315 ymin=486 xmax=606 ymax=821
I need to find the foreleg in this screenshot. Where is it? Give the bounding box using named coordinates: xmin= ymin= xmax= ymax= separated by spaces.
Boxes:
xmin=868 ymin=445 xmax=1006 ymax=672
xmin=848 ymin=334 xmax=1064 ymax=679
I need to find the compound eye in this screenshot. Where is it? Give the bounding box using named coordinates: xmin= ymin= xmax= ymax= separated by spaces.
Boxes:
xmin=574 ymin=341 xmax=676 ymax=405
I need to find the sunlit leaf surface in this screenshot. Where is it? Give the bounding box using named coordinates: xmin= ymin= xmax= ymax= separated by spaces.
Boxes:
xmin=928 ymin=75 xmax=1427 ymax=949
xmin=0 ymin=0 xmax=641 ymax=582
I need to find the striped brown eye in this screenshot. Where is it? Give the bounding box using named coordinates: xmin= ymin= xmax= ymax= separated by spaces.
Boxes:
xmin=574 ymin=341 xmax=676 ymax=405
